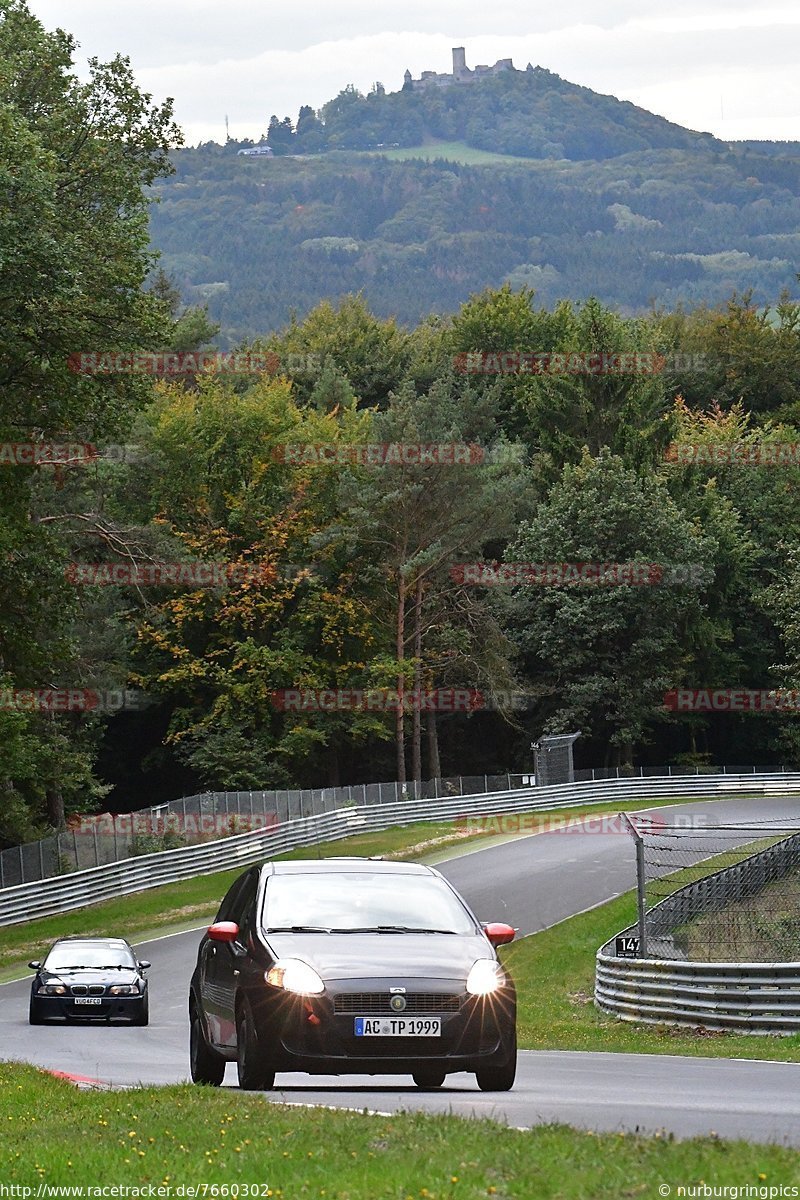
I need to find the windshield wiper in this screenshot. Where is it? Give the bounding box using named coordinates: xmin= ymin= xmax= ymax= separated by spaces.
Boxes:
xmin=337 ymin=926 xmax=459 ymax=935
xmin=265 ymin=925 xmax=332 ymax=934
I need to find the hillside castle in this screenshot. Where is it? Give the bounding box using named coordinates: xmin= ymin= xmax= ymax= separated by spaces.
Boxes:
xmin=403 ymin=47 xmax=527 ymax=91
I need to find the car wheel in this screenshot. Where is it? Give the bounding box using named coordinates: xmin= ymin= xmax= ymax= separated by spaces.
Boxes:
xmin=236 ymin=999 xmax=275 ymax=1091
xmin=132 ymin=991 xmax=150 ymax=1027
xmin=412 ymin=1068 xmax=446 ymax=1089
xmin=475 ymin=1031 xmax=516 ymax=1092
xmin=189 ymin=1003 xmax=225 ymax=1087
xmin=28 ymin=997 xmax=45 ymax=1026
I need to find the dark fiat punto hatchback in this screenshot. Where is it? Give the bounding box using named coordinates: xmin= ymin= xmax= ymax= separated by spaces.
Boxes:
xmin=189 ymin=858 xmax=516 ymax=1091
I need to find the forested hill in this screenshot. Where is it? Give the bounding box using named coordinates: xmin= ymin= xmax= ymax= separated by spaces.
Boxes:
xmin=265 ymin=66 xmax=722 ymax=161
xmin=149 ymin=134 xmax=800 ymax=343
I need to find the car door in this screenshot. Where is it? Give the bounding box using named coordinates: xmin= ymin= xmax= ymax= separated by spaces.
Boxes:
xmin=205 ymin=869 xmax=259 ymax=1048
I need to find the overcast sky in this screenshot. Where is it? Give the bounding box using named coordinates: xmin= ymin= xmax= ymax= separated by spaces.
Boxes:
xmin=27 ymin=0 xmax=800 ymax=145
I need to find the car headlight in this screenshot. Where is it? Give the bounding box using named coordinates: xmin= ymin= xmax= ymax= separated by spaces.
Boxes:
xmin=466 ymin=959 xmax=504 ymax=996
xmin=39 ymin=983 xmax=67 ymax=996
xmin=109 ymin=984 xmax=138 ymax=995
xmin=265 ymin=959 xmax=324 ymax=995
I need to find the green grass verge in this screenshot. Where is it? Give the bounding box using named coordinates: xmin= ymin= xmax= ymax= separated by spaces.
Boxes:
xmin=0 ymin=797 xmax=702 ymax=980
xmin=504 ymin=889 xmax=800 ymax=1061
xmin=3 ymin=1062 xmax=799 ymax=1193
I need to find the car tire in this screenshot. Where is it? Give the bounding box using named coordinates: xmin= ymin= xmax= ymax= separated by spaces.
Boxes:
xmin=475 ymin=1031 xmax=516 ymax=1092
xmin=132 ymin=991 xmax=150 ymax=1027
xmin=28 ymin=997 xmax=45 ymax=1026
xmin=236 ymin=999 xmax=275 ymax=1091
xmin=412 ymin=1068 xmax=446 ymax=1089
xmin=189 ymin=1003 xmax=225 ymax=1087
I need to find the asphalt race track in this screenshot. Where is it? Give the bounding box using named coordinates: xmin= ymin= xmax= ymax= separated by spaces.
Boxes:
xmin=2 ymin=794 xmax=800 ymax=1145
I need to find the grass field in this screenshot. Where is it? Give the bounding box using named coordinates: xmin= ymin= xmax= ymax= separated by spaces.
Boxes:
xmin=3 ymin=1061 xmax=799 ymax=1194
xmin=365 ymin=140 xmax=539 ymax=166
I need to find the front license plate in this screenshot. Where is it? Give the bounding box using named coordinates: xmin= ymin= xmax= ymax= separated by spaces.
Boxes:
xmin=73 ymin=997 xmax=103 ymax=1005
xmin=354 ymin=1017 xmax=441 ymax=1037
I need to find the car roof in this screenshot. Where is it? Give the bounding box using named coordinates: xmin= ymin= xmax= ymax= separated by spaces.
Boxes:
xmin=262 ymin=858 xmax=435 ymax=876
xmin=50 ymin=937 xmax=132 ymax=947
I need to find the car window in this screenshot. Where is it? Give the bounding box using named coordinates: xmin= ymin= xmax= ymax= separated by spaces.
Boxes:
xmin=214 ymin=872 xmax=250 ymax=923
xmin=261 ymin=871 xmax=476 ymax=934
xmin=45 ymin=942 xmax=136 ymax=969
xmin=236 ymin=874 xmax=260 ymax=943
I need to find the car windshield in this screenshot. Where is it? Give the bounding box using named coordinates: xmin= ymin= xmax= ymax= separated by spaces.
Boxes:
xmin=44 ymin=943 xmax=136 ymax=970
xmin=261 ymin=871 xmax=476 ymax=934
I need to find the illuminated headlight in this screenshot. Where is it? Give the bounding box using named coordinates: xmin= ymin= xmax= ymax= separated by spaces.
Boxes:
xmin=466 ymin=959 xmax=504 ymax=996
xmin=39 ymin=983 xmax=67 ymax=996
xmin=265 ymin=959 xmax=324 ymax=995
xmin=109 ymin=984 xmax=138 ymax=996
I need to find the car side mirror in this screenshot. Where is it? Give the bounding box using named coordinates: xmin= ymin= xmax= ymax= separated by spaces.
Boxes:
xmin=207 ymin=921 xmax=240 ymax=943
xmin=28 ymin=961 xmax=41 ymax=970
xmin=138 ymin=960 xmax=151 ymax=970
xmin=483 ymin=922 xmax=516 ymax=947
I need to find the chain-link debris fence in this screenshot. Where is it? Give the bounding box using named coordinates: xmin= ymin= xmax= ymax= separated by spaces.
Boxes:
xmin=623 ymin=813 xmax=800 ymax=962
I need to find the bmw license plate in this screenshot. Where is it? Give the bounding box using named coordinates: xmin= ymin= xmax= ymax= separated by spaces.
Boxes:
xmin=354 ymin=1017 xmax=441 ymax=1037
xmin=73 ymin=997 xmax=102 ymax=1005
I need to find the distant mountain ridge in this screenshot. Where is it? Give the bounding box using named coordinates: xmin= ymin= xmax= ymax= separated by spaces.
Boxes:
xmin=150 ymin=65 xmax=800 ymax=340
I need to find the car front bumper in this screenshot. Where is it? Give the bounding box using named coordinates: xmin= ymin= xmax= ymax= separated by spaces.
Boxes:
xmin=247 ymin=982 xmax=516 ymax=1074
xmin=32 ymin=992 xmax=146 ymax=1021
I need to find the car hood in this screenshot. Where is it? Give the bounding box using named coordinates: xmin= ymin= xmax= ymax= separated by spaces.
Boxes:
xmin=261 ymin=931 xmax=494 ymax=983
xmin=39 ymin=967 xmax=140 ymax=986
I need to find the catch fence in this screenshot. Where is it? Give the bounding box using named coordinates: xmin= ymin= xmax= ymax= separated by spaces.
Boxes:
xmin=623 ymin=815 xmax=800 ymax=962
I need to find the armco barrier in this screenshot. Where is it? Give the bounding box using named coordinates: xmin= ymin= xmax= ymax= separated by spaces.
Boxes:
xmin=2 ymin=771 xmax=799 ymax=927
xmin=595 ymin=954 xmax=800 ymax=1033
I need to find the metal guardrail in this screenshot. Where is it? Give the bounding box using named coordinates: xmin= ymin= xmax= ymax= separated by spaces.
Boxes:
xmin=595 ymin=955 xmax=800 ymax=1033
xmin=2 ymin=770 xmax=799 ymax=927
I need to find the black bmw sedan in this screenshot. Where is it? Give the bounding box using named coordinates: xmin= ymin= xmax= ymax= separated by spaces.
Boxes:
xmin=28 ymin=936 xmax=150 ymax=1025
xmin=189 ymin=858 xmax=516 ymax=1091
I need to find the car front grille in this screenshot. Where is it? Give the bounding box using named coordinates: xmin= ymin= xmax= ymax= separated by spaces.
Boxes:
xmin=334 ymin=992 xmax=462 ymax=1015
xmin=69 ymin=984 xmax=106 ymax=996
